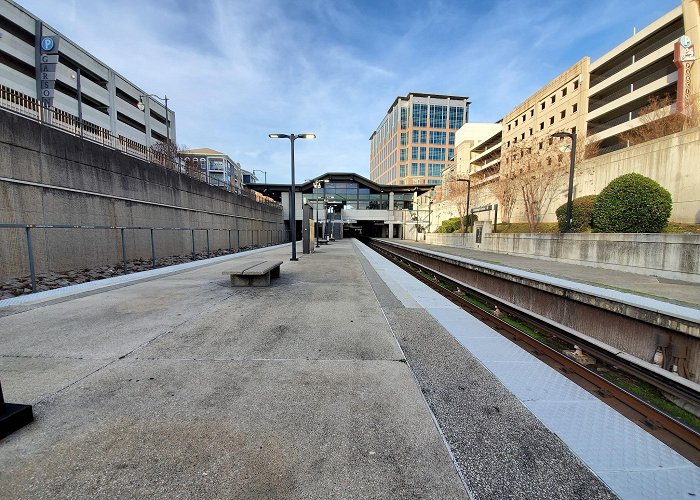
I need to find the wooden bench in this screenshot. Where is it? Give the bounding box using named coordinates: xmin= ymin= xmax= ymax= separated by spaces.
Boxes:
xmin=223 ymin=260 xmax=283 ymax=287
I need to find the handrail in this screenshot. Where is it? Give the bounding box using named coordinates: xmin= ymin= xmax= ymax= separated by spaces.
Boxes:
xmin=1 ymin=223 xmax=290 ymax=294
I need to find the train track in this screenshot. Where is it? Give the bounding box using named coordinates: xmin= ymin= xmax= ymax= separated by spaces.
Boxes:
xmin=364 ymin=238 xmax=700 ymax=466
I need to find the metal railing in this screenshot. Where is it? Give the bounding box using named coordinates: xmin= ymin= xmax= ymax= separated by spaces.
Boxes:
xmin=0 ymin=85 xmax=281 ymax=210
xmin=0 ymin=223 xmax=290 ymax=294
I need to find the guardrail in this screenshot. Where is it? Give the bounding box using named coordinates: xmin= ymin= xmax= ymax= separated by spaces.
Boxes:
xmin=0 ymin=223 xmax=290 ymax=294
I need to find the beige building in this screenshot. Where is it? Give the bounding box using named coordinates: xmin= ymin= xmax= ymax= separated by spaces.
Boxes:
xmin=179 ymin=148 xmax=243 ymax=192
xmin=429 ymin=1 xmax=700 ymax=226
xmin=369 ymin=93 xmax=470 ymax=186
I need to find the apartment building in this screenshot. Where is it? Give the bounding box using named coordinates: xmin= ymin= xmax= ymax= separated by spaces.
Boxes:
xmin=180 ymin=148 xmax=242 ymax=192
xmin=0 ymin=0 xmax=175 ymax=153
xmin=369 ymin=93 xmax=470 ymax=186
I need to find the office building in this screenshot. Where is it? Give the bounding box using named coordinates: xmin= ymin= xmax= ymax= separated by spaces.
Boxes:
xmin=369 ymin=93 xmax=470 ymax=186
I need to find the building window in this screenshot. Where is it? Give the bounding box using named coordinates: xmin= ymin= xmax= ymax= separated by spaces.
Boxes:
xmin=420 ymin=130 xmax=427 ymax=143
xmin=400 ymin=133 xmax=407 ymax=145
xmin=401 ymin=107 xmax=408 ymax=129
xmin=529 ymin=128 xmax=533 ymax=136
xmin=428 ymin=147 xmax=445 ymax=161
xmin=573 ymin=79 xmax=579 ymax=90
xmin=541 ymin=102 xmax=546 ymax=110
xmin=508 ymin=124 xmax=512 ymax=131
xmin=412 ymin=130 xmax=419 ymax=143
xmin=448 ymin=148 xmax=454 ymax=159
xmin=430 ymin=105 xmax=447 ymax=128
xmin=419 ymin=147 xmax=426 ymax=160
xmin=572 ymin=103 xmax=578 ymax=113
xmin=427 ymin=179 xmax=442 ymax=185
xmin=549 ymin=116 xmax=555 ymax=125
xmin=411 ymin=163 xmax=418 ymax=176
xmin=560 ymin=110 xmax=566 ymax=119
xmin=412 ymin=104 xmax=427 ymax=127
xmin=521 ymin=133 xmax=525 ymax=140
xmin=400 ymin=149 xmax=407 ymax=161
xmin=522 ymin=114 xmax=526 ymax=122
xmin=540 ymin=122 xmax=544 ymax=130
xmin=400 ymin=164 xmax=407 ymax=177
xmin=551 ymin=95 xmax=556 ymax=104
xmin=530 ymin=109 xmax=534 ymax=117
xmin=429 ymin=131 xmax=446 ymax=144
xmin=562 ymin=88 xmax=567 ymax=97
xmin=449 ymin=107 xmax=464 ymax=129
xmin=448 ymin=132 xmax=455 ymax=145
xmin=515 ymin=119 xmax=518 ymax=126
xmin=419 ymin=163 xmax=426 ymax=176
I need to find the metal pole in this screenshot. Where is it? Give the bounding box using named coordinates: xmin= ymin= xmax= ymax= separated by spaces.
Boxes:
xmin=150 ymin=228 xmax=156 ymax=268
xmin=565 ymin=130 xmax=577 ymax=233
xmin=228 ymin=229 xmax=232 ymax=252
xmin=289 ymin=136 xmax=297 ymax=261
xmin=25 ymin=226 xmax=37 ymax=293
xmin=236 ymin=229 xmax=240 ymax=251
xmin=76 ymin=68 xmax=83 ymax=138
xmin=466 ymin=179 xmax=471 ymax=231
xmin=191 ymin=229 xmax=195 ymax=260
xmin=120 ymin=228 xmax=128 ymax=274
xmin=206 ymin=229 xmax=210 ymax=258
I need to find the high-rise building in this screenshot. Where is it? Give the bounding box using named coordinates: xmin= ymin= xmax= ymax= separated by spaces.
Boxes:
xmin=369 ymin=93 xmax=470 ymax=186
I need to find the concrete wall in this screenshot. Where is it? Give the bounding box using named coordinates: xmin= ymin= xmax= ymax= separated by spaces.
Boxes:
xmin=0 ymin=109 xmax=285 ymax=280
xmin=424 ymin=231 xmax=700 ymax=283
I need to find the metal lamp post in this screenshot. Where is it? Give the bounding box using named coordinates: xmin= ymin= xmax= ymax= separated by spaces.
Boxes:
xmin=253 ymin=169 xmax=267 ymax=185
xmin=269 ymin=133 xmax=316 ymax=261
xmin=138 ymin=94 xmax=170 ymax=153
xmin=313 ymin=179 xmax=327 ymax=248
xmin=552 ymin=129 xmax=577 ymax=233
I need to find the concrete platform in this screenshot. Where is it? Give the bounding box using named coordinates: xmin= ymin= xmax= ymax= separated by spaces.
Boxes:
xmin=391 ymin=239 xmax=700 ymax=309
xmin=1 ymin=240 xmax=695 ymax=498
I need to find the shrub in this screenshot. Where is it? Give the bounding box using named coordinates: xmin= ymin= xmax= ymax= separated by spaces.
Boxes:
xmin=591 ymin=173 xmax=672 ymax=233
xmin=556 ymin=195 xmax=597 ymax=232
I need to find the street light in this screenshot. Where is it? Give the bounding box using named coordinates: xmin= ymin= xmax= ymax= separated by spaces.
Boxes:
xmin=269 ymin=133 xmax=316 ymax=261
xmin=138 ymin=94 xmax=170 ymax=146
xmin=253 ymin=169 xmax=267 ymax=185
xmin=313 ymin=179 xmax=328 ymax=248
xmin=427 ymin=200 xmax=433 ymax=239
xmin=552 ymin=129 xmax=577 ymax=233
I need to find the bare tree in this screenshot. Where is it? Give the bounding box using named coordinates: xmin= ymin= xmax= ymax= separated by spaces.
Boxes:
xmin=442 ymin=172 xmax=471 ymax=232
xmin=619 ymin=94 xmax=700 ymax=146
xmin=489 ymin=175 xmax=518 ymax=224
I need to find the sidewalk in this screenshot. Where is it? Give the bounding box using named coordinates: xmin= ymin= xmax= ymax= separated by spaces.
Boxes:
xmin=391 ymin=239 xmax=700 ymax=308
xmin=0 ymin=241 xmax=466 ymax=498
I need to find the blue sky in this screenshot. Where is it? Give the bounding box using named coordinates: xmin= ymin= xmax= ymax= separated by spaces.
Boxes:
xmin=19 ymin=0 xmax=680 ymax=183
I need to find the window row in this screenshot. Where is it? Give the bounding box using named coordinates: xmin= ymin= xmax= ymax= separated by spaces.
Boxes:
xmin=507 ymin=77 xmax=581 ymax=130
xmin=411 ymin=104 xmax=465 ymax=129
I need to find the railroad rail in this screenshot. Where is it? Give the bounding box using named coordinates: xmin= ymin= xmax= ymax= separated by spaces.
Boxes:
xmin=364 ymin=237 xmax=700 ymax=465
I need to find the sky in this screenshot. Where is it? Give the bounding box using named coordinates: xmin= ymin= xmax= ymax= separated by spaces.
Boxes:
xmin=17 ymin=0 xmax=681 ymax=183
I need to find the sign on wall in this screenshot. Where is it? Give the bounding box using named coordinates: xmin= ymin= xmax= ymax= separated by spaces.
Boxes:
xmin=674 ymin=35 xmax=695 ymax=114
xmin=38 ymin=35 xmax=59 ymax=109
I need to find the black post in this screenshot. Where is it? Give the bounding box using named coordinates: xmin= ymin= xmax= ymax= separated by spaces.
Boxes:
xmin=466 ymin=179 xmax=471 ymax=231
xmin=494 ymin=204 xmax=499 ymax=233
xmin=206 ymin=229 xmax=210 ymax=258
xmin=150 ymin=228 xmax=156 ymax=268
xmin=228 ymin=229 xmax=232 ymax=253
xmin=25 ymin=226 xmax=37 ymax=293
xmin=191 ymin=229 xmax=195 ymax=260
xmin=565 ymin=130 xmax=577 ymax=233
xmin=289 ymin=136 xmax=297 ymax=261
xmin=120 ymin=228 xmax=128 ymax=274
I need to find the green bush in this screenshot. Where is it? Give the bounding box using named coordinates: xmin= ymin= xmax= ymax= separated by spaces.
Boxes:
xmin=556 ymin=195 xmax=597 ymax=232
xmin=435 ymin=214 xmax=479 ymax=233
xmin=591 ymin=173 xmax=672 ymax=233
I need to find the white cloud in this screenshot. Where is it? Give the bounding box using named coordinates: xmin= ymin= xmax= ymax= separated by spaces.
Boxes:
xmin=16 ymin=0 xmax=681 ymax=183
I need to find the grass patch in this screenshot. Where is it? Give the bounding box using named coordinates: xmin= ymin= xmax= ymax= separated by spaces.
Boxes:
xmin=598 ymin=370 xmax=700 ymax=432
xmin=496 ymin=222 xmax=560 ymax=234
xmin=662 ymin=223 xmax=700 ymax=234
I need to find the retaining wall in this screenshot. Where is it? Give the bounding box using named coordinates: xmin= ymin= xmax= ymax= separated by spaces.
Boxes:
xmin=0 ymin=109 xmax=284 ymax=280
xmin=424 ymin=232 xmax=700 ymax=283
